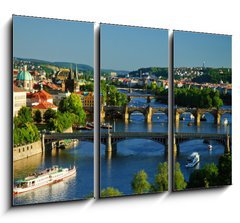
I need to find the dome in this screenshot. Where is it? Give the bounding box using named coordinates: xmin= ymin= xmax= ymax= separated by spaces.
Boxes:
xmin=17 ymin=65 xmax=33 ymax=81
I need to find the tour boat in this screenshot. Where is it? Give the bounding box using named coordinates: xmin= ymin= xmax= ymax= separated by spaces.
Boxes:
xmin=185 ymin=152 xmax=200 ymax=168
xmin=13 ymin=166 xmax=76 ymax=195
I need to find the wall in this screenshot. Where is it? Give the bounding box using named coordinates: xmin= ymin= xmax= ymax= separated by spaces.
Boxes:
xmin=13 ymin=140 xmax=42 ymax=161
xmin=1 ymin=1 xmax=240 ymax=223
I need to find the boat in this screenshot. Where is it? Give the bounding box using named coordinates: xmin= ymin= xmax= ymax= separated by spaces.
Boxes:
xmin=223 ymin=118 xmax=228 ymax=125
xmin=208 ymin=144 xmax=213 ymax=150
xmin=180 ymin=117 xmax=185 ymax=121
xmin=187 ymin=122 xmax=193 ymax=126
xmin=100 ymin=123 xmax=112 ymax=129
xmin=13 ymin=165 xmax=76 ymax=195
xmin=86 ymin=122 xmax=94 ymax=129
xmin=185 ymin=152 xmax=200 ymax=168
xmin=200 ymin=115 xmax=207 ymax=121
xmin=190 ymin=114 xmax=195 ymax=120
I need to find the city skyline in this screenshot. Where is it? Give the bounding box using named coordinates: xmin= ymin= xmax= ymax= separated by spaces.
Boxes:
xmin=174 ymin=31 xmax=232 ymax=68
xmin=13 ymin=16 xmax=94 ymax=67
xmin=101 ymin=24 xmax=168 ymax=71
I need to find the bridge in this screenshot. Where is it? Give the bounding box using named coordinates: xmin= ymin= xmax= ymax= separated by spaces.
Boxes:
xmin=101 ymin=105 xmax=231 ymax=125
xmin=43 ymin=131 xmax=231 ymax=156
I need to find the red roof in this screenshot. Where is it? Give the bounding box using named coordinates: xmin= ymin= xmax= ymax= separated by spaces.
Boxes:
xmin=32 ymin=101 xmax=57 ymax=110
xmin=28 ymin=90 xmax=53 ymax=102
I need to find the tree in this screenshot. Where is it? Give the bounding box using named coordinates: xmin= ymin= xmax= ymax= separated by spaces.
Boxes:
xmin=131 ymin=170 xmax=151 ymax=194
xmin=44 ymin=108 xmax=57 ymax=123
xmin=33 ymin=110 xmax=42 ymax=123
xmin=152 ymin=162 xmax=168 ymax=192
xmin=58 ymin=93 xmax=86 ymax=125
xmin=174 ymin=162 xmax=187 ymax=191
xmin=188 ymin=163 xmax=218 ymax=189
xmin=218 ymin=154 xmax=232 ymax=185
xmin=100 ymin=187 xmax=123 ymax=197
xmin=14 ymin=106 xmax=33 ymax=127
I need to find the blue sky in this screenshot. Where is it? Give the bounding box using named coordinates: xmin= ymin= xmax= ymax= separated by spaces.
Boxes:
xmin=174 ymin=31 xmax=232 ymax=68
xmin=13 ymin=16 xmax=93 ymax=66
xmin=101 ymin=24 xmax=168 ymax=71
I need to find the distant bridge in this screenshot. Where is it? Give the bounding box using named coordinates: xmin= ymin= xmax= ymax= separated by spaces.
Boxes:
xmin=101 ymin=105 xmax=231 ymax=125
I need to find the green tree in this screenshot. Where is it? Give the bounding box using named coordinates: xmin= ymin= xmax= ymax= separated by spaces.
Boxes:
xmin=100 ymin=187 xmax=123 ymax=198
xmin=58 ymin=93 xmax=86 ymax=125
xmin=14 ymin=106 xmax=33 ymax=127
xmin=131 ymin=170 xmax=151 ymax=194
xmin=174 ymin=162 xmax=187 ymax=191
xmin=33 ymin=109 xmax=42 ymax=123
xmin=44 ymin=108 xmax=57 ymax=123
xmin=188 ymin=163 xmax=218 ymax=189
xmin=218 ymin=154 xmax=232 ymax=185
xmin=151 ymin=162 xmax=168 ymax=192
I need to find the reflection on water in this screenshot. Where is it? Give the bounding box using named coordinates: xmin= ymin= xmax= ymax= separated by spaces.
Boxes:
xmin=13 ymin=141 xmax=93 ymax=206
xmin=100 ymin=139 xmax=167 ymax=195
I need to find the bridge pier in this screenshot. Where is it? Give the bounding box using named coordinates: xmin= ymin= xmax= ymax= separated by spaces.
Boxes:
xmin=225 ymin=134 xmax=231 ymax=153
xmin=145 ymin=106 xmax=152 ymax=123
xmin=100 ymin=106 xmax=105 ymax=122
xmin=195 ymin=110 xmax=201 ymax=126
xmin=124 ymin=105 xmax=129 ymax=121
xmin=147 ymin=96 xmax=151 ymax=103
xmin=214 ymin=111 xmax=221 ymax=125
xmin=41 ymin=134 xmax=45 ymax=152
xmin=175 ymin=112 xmax=180 ymax=124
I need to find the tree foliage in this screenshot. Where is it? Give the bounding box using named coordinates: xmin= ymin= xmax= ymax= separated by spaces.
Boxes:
xmin=131 ymin=170 xmax=151 ymax=194
xmin=151 ymin=162 xmax=168 ymax=192
xmin=100 ymin=187 xmax=123 ymax=198
xmin=218 ymin=154 xmax=232 ymax=185
xmin=44 ymin=108 xmax=57 ymax=123
xmin=188 ymin=163 xmax=218 ymax=189
xmin=175 ymin=88 xmax=223 ymax=108
xmin=58 ymin=93 xmax=86 ymax=125
xmin=33 ymin=109 xmax=42 ymax=123
xmin=13 ymin=107 xmax=40 ymax=146
xmin=174 ymin=162 xmax=187 ymax=191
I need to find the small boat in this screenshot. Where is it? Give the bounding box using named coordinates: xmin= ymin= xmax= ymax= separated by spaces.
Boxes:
xmin=200 ymin=115 xmax=207 ymax=121
xmin=187 ymin=122 xmax=193 ymax=126
xmin=208 ymin=144 xmax=213 ymax=150
xmin=100 ymin=123 xmax=112 ymax=129
xmin=13 ymin=166 xmax=76 ymax=195
xmin=185 ymin=152 xmax=200 ymax=168
xmin=223 ymin=118 xmax=228 ymax=125
xmin=190 ymin=114 xmax=195 ymax=120
xmin=180 ymin=117 xmax=185 ymax=121
xmin=86 ymin=122 xmax=94 ymax=129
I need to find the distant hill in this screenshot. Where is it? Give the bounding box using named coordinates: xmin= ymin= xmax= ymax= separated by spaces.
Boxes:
xmin=13 ymin=57 xmax=93 ymax=71
xmin=101 ymin=69 xmax=130 ymax=75
xmin=129 ymin=67 xmax=168 ymax=78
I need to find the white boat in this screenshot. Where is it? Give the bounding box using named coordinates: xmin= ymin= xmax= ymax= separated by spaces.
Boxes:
xmin=208 ymin=144 xmax=213 ymax=150
xmin=13 ymin=166 xmax=76 ymax=195
xmin=223 ymin=118 xmax=228 ymax=125
xmin=185 ymin=152 xmax=200 ymax=168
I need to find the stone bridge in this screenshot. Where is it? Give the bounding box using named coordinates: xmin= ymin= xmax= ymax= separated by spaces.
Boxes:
xmin=101 ymin=105 xmax=231 ymax=125
xmin=43 ymin=131 xmax=231 ymax=156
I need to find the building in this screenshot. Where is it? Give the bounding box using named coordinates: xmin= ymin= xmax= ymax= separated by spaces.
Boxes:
xmin=13 ymin=84 xmax=26 ymax=117
xmin=16 ymin=65 xmax=34 ymax=91
xmin=27 ymin=90 xmax=53 ymax=107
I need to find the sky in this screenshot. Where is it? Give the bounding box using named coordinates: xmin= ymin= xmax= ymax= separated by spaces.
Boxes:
xmin=174 ymin=31 xmax=232 ymax=68
xmin=13 ymin=16 xmax=93 ymax=67
xmin=101 ymin=24 xmax=168 ymax=71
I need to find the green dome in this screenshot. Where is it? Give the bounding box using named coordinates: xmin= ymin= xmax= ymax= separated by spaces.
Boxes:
xmin=17 ymin=69 xmax=33 ymax=81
